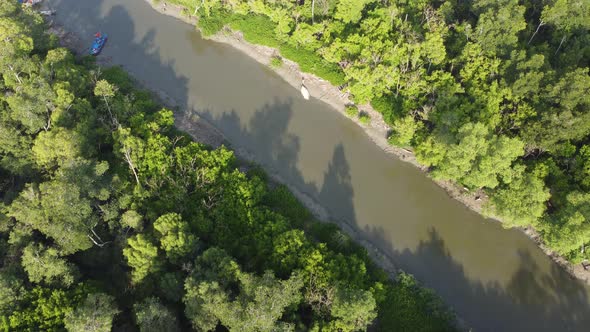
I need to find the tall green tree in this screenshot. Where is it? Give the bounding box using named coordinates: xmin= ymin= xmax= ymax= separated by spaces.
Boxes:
xmin=0 ymin=271 xmax=24 ymax=316
xmin=21 ymin=242 xmax=78 ymax=287
xmin=328 ymin=287 xmax=377 ymax=332
xmin=154 ymin=213 xmax=197 ymax=263
xmin=64 ymin=293 xmax=119 ymax=332
xmin=133 ymin=297 xmax=179 ymax=332
xmin=334 ymin=0 xmax=375 ymax=24
xmin=8 ymin=181 xmax=94 ymax=254
xmin=472 ymin=0 xmax=527 ymax=56
xmin=123 ymin=234 xmax=162 ymax=283
xmin=543 ymin=192 xmax=590 ymax=259
xmin=542 ymin=0 xmax=590 ymax=33
xmin=432 ymin=123 xmax=524 ymax=189
xmin=184 ymin=248 xmax=304 ymax=331
xmin=486 ymin=165 xmax=551 ymax=228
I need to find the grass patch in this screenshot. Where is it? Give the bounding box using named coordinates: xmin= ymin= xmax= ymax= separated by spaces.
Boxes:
xmin=192 ymin=7 xmax=345 ymax=86
xmin=228 ymin=14 xmax=280 ymax=48
xmin=165 ymin=0 xmax=192 ymax=6
xmin=279 ymin=44 xmax=345 ymax=86
xmin=196 ymin=11 xmax=281 ymax=48
xmin=345 ymin=105 xmax=358 ymax=117
xmin=269 ymin=56 xmax=283 ymax=69
xmin=359 ymin=111 xmax=371 ymax=125
xmin=195 ymin=9 xmax=232 ymax=37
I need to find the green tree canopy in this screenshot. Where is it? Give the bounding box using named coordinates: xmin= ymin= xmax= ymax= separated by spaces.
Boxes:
xmin=486 ymin=165 xmax=551 ymax=228
xmin=543 ymin=192 xmax=590 ymax=260
xmin=133 ymin=297 xmax=179 ymax=332
xmin=154 ymin=212 xmax=197 ymax=263
xmin=473 ymin=0 xmax=526 ymax=55
xmin=328 ymin=287 xmax=377 ymax=332
xmin=8 ymin=181 xmax=94 ymax=254
xmin=184 ymin=248 xmax=304 ymax=331
xmin=21 ymin=242 xmax=78 ymax=287
xmin=432 ymin=123 xmax=524 ymax=189
xmin=64 ymin=293 xmax=119 ymax=332
xmin=123 ymin=234 xmax=162 ymax=283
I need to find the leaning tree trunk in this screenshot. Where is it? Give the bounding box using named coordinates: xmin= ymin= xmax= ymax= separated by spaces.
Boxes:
xmin=555 ymin=35 xmax=566 ymax=55
xmin=528 ymin=20 xmax=544 ymax=45
xmin=123 ymin=146 xmax=141 ymax=186
xmin=194 ymin=0 xmax=204 ymax=15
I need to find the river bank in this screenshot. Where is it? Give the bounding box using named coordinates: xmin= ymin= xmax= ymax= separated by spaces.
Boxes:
xmin=139 ymin=0 xmax=590 ymax=286
xmin=45 ymin=15 xmax=402 ymax=289
xmin=42 ymin=18 xmax=437 ymax=332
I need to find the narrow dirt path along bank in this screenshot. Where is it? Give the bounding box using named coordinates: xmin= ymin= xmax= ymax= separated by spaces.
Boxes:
xmin=46 ymin=0 xmax=590 ymax=330
xmin=140 ymin=0 xmax=590 ymax=287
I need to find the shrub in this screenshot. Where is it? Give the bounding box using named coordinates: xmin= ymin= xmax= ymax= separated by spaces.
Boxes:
xmin=359 ymin=111 xmax=371 ymax=125
xmin=263 ymin=185 xmax=310 ymax=228
xmin=228 ymin=14 xmax=280 ymax=48
xmin=345 ymin=105 xmax=358 ymax=117
xmin=378 ymin=273 xmax=457 ymax=331
xmin=279 ymin=44 xmax=346 ymax=86
xmin=371 ymin=94 xmax=403 ymax=125
xmin=269 ymin=56 xmax=283 ymax=69
xmin=196 ymin=9 xmax=231 ymax=37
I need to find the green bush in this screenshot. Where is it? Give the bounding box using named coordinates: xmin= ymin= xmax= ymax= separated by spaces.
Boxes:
xmin=345 ymin=105 xmax=358 ymax=117
xmin=263 ymin=185 xmax=311 ymax=228
xmin=269 ymin=56 xmax=283 ymax=69
xmin=196 ymin=9 xmax=231 ymax=37
xmin=371 ymin=94 xmax=403 ymax=125
xmin=229 ymin=14 xmax=280 ymax=48
xmin=359 ymin=112 xmax=371 ymax=125
xmin=279 ymin=44 xmax=346 ymax=86
xmin=378 ymin=273 xmax=457 ymax=331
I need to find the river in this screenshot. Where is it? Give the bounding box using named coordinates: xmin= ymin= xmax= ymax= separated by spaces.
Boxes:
xmin=47 ymin=0 xmax=590 ymax=330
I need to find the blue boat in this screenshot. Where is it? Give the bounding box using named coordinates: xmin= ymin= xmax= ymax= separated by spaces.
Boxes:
xmin=90 ymin=32 xmax=108 ymax=55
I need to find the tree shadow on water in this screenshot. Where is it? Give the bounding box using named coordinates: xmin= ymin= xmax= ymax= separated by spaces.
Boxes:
xmin=200 ymin=99 xmax=356 ymax=231
xmin=51 ymin=0 xmax=191 ymax=114
xmin=365 ymin=225 xmax=590 ymax=331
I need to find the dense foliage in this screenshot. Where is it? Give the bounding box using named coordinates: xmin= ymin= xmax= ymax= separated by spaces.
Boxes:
xmin=0 ymin=4 xmax=456 ymax=331
xmin=175 ymin=0 xmax=590 ymax=262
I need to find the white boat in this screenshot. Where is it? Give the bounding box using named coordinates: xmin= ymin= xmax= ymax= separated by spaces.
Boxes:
xmin=300 ymin=77 xmax=310 ymax=100
xmin=39 ymin=10 xmax=55 ymax=16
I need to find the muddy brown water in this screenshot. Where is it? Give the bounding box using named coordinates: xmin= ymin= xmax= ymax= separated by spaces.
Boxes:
xmin=48 ymin=0 xmax=590 ymax=330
